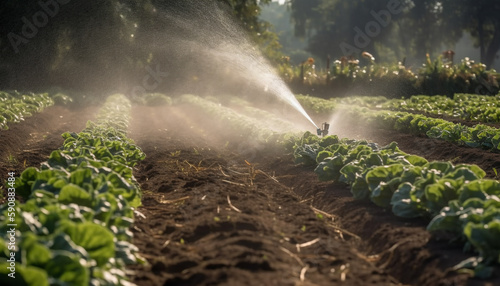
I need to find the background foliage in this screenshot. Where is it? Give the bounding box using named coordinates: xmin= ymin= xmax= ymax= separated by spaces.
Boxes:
xmin=288 ymin=0 xmax=500 ymax=69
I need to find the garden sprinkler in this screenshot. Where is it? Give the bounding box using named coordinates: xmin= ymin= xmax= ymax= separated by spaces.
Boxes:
xmin=317 ymin=122 xmax=330 ymax=137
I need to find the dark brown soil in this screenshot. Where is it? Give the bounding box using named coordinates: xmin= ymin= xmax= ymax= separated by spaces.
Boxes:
xmin=126 ymin=105 xmax=500 ymax=286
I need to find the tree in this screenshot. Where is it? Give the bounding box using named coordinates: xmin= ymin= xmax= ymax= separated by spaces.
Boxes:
xmin=458 ymin=0 xmax=500 ymax=68
xmin=0 ymin=0 xmax=282 ymax=92
xmin=290 ymin=0 xmax=410 ymax=63
xmin=289 ymin=0 xmax=499 ymax=67
xmin=0 ymin=0 xmax=147 ymax=91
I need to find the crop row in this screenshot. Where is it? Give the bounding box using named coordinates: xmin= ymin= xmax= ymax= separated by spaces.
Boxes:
xmin=297 ymin=93 xmax=500 ymax=124
xmin=177 ymin=94 xmax=299 ymax=144
xmin=295 ymin=95 xmax=337 ymax=115
xmin=0 ymin=91 xmax=70 ymax=130
xmin=338 ymin=94 xmax=500 ymax=123
xmin=292 ymin=132 xmax=500 ymax=277
xmin=225 ymin=97 xmax=304 ymax=133
xmin=343 ymin=106 xmax=500 ymax=151
xmin=297 ymin=95 xmax=500 ymax=151
xmin=0 ymin=94 xmax=145 ymax=285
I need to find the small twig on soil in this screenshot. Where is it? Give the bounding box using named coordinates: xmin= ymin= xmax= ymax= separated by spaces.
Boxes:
xmin=22 ymin=149 xmax=42 ymax=153
xmin=227 ymin=168 xmax=245 ymax=175
xmin=219 ymin=165 xmax=230 ymax=177
xmin=299 ymin=265 xmax=309 ymax=282
xmin=296 ymin=238 xmax=320 ymax=253
xmin=227 ymin=195 xmax=242 ymax=213
xmin=158 ymin=196 xmax=190 ymax=204
xmin=255 ymin=169 xmax=280 ymax=183
xmin=299 ymin=197 xmax=314 ymax=204
xmin=326 ymin=223 xmax=360 ymax=241
xmin=310 ymin=207 xmax=361 ymax=241
xmin=368 ymin=237 xmax=414 ymax=268
xmin=279 ymin=246 xmax=304 ymax=267
xmin=311 ymin=206 xmax=336 ymax=220
xmin=221 ymin=179 xmax=246 ymax=187
xmin=201 ymin=195 xmax=207 ymax=200
xmin=184 ymin=160 xmax=206 ymax=172
xmin=254 ymin=169 xmax=292 ymax=191
xmin=217 ymin=205 xmax=220 ymax=214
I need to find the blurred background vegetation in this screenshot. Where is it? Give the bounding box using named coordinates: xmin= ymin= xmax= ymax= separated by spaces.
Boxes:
xmin=0 ymin=0 xmax=498 ymax=98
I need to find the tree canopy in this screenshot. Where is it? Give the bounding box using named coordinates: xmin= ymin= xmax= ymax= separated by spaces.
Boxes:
xmin=289 ymin=0 xmax=500 ymax=68
xmin=0 ymin=0 xmax=279 ymax=93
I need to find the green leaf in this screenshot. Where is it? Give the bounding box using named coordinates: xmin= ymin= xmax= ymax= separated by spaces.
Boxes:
xmin=21 ymin=233 xmax=52 ymax=266
xmin=400 ymin=166 xmax=423 ymax=183
xmin=58 ymin=184 xmax=93 ymax=208
xmin=339 ymin=163 xmax=363 ymax=184
xmin=445 ymin=167 xmax=483 ymax=181
xmin=424 ymin=161 xmax=453 ymax=174
xmin=47 ymin=150 xmax=71 ymax=168
xmin=319 ymin=135 xmax=339 ymax=147
xmin=363 ymin=153 xmax=383 ymax=167
xmin=294 ymin=144 xmax=319 ymax=166
xmin=464 ymin=220 xmax=500 ymax=259
xmin=351 ymin=177 xmax=370 ymax=199
xmin=424 ymin=178 xmax=462 ymax=215
xmin=458 ymin=181 xmax=489 ymax=203
xmin=314 ymin=156 xmax=344 ymax=181
xmin=427 ymin=205 xmax=462 ymax=233
xmin=50 ymin=234 xmax=89 ymax=259
xmin=371 ymin=176 xmax=402 ymax=208
xmin=316 ymin=150 xmax=333 ymax=163
xmin=0 ymin=263 xmax=49 ymax=286
xmin=65 ymin=222 xmax=115 ymax=266
xmin=381 ymin=141 xmax=399 ymax=152
xmin=404 ymin=155 xmax=428 ymax=166
xmin=366 ymin=164 xmax=405 ymax=191
xmin=391 ymin=183 xmax=421 ymax=218
xmin=69 ymin=169 xmax=93 ymax=186
xmin=20 ymin=167 xmax=39 ymax=182
xmin=45 ymin=252 xmax=89 ymax=286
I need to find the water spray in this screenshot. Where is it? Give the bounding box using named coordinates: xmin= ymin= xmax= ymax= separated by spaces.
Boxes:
xmin=156 ymin=2 xmax=321 ymax=133
xmin=317 ymin=122 xmax=330 ymax=137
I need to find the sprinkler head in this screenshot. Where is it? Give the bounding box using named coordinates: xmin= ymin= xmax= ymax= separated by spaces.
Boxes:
xmin=317 ymin=122 xmax=329 ymax=137
xmin=322 ymin=122 xmax=330 ymax=136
